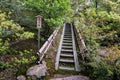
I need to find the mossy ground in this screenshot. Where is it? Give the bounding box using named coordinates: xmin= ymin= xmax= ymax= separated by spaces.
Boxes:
xmin=44 ymin=27 xmax=62 ymax=80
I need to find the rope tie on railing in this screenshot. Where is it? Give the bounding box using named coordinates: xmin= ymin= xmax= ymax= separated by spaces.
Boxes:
xmin=52 ymin=34 xmax=54 ymax=47
xmin=36 ymin=51 xmax=42 ymax=64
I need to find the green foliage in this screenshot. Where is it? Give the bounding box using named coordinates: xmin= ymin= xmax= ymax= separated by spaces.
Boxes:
xmin=86 ymin=46 xmax=120 ymax=80
xmin=74 ymin=0 xmax=120 ymax=80
xmin=16 ymin=65 xmax=27 ymax=76
xmin=88 ymin=56 xmax=120 ymax=80
xmin=102 ymin=0 xmax=119 ymax=12
xmin=24 ymin=0 xmax=71 ymax=27
xmin=0 ymin=0 xmax=72 ymax=45
xmin=89 ymin=61 xmax=113 ymax=80
xmin=11 ymin=49 xmax=37 ymax=76
xmin=7 ymin=49 xmax=18 ymax=54
xmin=0 ymin=0 xmax=72 ymax=28
xmin=75 ymin=7 xmax=120 ymax=46
xmin=0 ymin=62 xmax=12 ymax=71
xmin=0 ymin=39 xmax=9 ymax=53
xmin=0 ymin=13 xmax=34 ymax=54
xmin=12 ymin=49 xmax=36 ymax=67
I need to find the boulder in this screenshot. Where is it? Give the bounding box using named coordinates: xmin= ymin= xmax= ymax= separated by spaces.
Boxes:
xmin=17 ymin=75 xmax=26 ymax=80
xmin=50 ymin=75 xmax=89 ymax=80
xmin=26 ymin=61 xmax=47 ymax=79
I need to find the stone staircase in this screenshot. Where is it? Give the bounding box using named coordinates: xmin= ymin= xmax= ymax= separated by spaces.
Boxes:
xmin=55 ymin=23 xmax=80 ymax=71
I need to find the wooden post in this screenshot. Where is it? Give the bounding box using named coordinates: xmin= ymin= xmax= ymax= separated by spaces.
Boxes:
xmin=36 ymin=15 xmax=42 ymax=64
xmin=38 ymin=28 xmax=40 ymax=50
xmin=36 ymin=15 xmax=42 ymax=49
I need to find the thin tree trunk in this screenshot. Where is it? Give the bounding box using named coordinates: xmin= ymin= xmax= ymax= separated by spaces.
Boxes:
xmin=95 ymin=0 xmax=98 ymax=12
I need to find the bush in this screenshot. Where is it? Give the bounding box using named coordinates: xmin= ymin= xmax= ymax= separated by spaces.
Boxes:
xmin=0 ymin=13 xmax=34 ymax=54
xmin=89 ymin=61 xmax=113 ymax=80
xmin=0 ymin=62 xmax=12 ymax=71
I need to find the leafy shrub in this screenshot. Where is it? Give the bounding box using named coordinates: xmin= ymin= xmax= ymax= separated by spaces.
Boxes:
xmin=0 ymin=39 xmax=9 ymax=54
xmin=89 ymin=61 xmax=113 ymax=80
xmin=0 ymin=62 xmax=12 ymax=71
xmin=88 ymin=46 xmax=120 ymax=80
xmin=11 ymin=49 xmax=37 ymax=76
xmin=0 ymin=13 xmax=34 ymax=54
xmin=12 ymin=49 xmax=36 ymax=67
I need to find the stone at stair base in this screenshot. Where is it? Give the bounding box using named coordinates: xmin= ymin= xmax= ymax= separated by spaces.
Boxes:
xmin=26 ymin=61 xmax=47 ymax=80
xmin=17 ymin=75 xmax=26 ymax=80
xmin=50 ymin=75 xmax=89 ymax=80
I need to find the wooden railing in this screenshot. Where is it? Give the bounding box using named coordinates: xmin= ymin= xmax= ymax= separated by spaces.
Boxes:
xmin=37 ymin=27 xmax=60 ymax=62
xmin=73 ymin=23 xmax=87 ymax=61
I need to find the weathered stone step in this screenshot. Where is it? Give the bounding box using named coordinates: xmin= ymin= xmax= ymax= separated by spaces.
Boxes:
xmin=61 ymin=52 xmax=73 ymax=55
xmin=60 ymin=54 xmax=74 ymax=57
xmin=64 ymin=34 xmax=72 ymax=36
xmin=63 ymin=37 xmax=72 ymax=40
xmin=62 ymin=46 xmax=73 ymax=49
xmin=64 ymin=33 xmax=71 ymax=35
xmin=65 ymin=32 xmax=71 ymax=34
xmin=63 ymin=40 xmax=72 ymax=43
xmin=59 ymin=66 xmax=74 ymax=71
xmin=60 ymin=59 xmax=74 ymax=63
xmin=64 ymin=34 xmax=71 ymax=36
xmin=62 ymin=43 xmax=72 ymax=46
xmin=61 ymin=49 xmax=73 ymax=52
xmin=65 ymin=30 xmax=71 ymax=31
xmin=64 ymin=36 xmax=72 ymax=38
xmin=59 ymin=62 xmax=75 ymax=67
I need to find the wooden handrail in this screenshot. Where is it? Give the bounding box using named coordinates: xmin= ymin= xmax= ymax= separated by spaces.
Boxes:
xmin=73 ymin=23 xmax=87 ymax=61
xmin=38 ymin=27 xmax=60 ymax=62
xmin=74 ymin=27 xmax=87 ymax=52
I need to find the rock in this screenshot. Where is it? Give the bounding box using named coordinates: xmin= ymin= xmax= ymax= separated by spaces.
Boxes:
xmin=50 ymin=75 xmax=89 ymax=80
xmin=26 ymin=61 xmax=47 ymax=79
xmin=17 ymin=75 xmax=26 ymax=80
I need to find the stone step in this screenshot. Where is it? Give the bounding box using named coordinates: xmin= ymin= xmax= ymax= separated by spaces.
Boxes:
xmin=59 ymin=66 xmax=74 ymax=71
xmin=63 ymin=40 xmax=72 ymax=43
xmin=64 ymin=36 xmax=72 ymax=38
xmin=60 ymin=54 xmax=74 ymax=57
xmin=62 ymin=46 xmax=73 ymax=49
xmin=59 ymin=62 xmax=75 ymax=67
xmin=64 ymin=34 xmax=72 ymax=36
xmin=59 ymin=59 xmax=74 ymax=63
xmin=61 ymin=52 xmax=73 ymax=55
xmin=64 ymin=33 xmax=71 ymax=35
xmin=61 ymin=49 xmax=73 ymax=52
xmin=64 ymin=37 xmax=72 ymax=39
xmin=65 ymin=30 xmax=71 ymax=31
xmin=64 ymin=34 xmax=71 ymax=36
xmin=62 ymin=43 xmax=72 ymax=46
xmin=65 ymin=32 xmax=71 ymax=34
